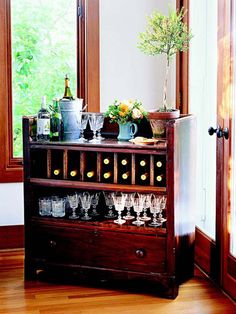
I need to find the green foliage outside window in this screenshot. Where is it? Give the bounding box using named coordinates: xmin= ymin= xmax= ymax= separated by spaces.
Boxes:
xmin=12 ymin=0 xmax=77 ymax=157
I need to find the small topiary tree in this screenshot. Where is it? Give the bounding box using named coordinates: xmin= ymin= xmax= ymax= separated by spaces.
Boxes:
xmin=138 ymin=7 xmax=192 ymax=111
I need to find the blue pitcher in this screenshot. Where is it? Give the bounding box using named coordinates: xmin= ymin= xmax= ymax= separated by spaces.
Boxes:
xmin=117 ymin=122 xmax=138 ymax=141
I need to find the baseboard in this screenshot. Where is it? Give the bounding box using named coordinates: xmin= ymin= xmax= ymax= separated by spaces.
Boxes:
xmin=0 ymin=225 xmax=24 ymax=249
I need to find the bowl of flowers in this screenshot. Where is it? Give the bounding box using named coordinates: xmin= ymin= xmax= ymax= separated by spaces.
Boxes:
xmin=105 ymin=99 xmax=147 ymax=141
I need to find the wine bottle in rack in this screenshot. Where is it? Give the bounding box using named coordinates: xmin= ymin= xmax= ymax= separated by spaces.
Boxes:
xmin=139 ymin=159 xmax=147 ymax=167
xmin=140 ymin=172 xmax=149 ymax=181
xmin=121 ymin=158 xmax=128 ymax=166
xmin=53 ymin=169 xmax=61 ymax=176
xmin=37 ymin=96 xmax=50 ymax=142
xmin=103 ymin=171 xmax=112 ymax=179
xmin=86 ymin=170 xmax=95 ymax=179
xmin=69 ymin=170 xmax=78 ymax=178
xmin=156 ymin=160 xmax=163 ymax=168
xmin=156 ymin=174 xmax=164 ymax=182
xmin=121 ymin=171 xmax=130 ymax=180
xmin=103 ymin=157 xmax=111 ymax=165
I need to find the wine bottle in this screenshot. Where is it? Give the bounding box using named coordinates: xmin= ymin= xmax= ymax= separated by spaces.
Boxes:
xmin=140 ymin=159 xmax=147 ymax=167
xmin=103 ymin=157 xmax=110 ymax=165
xmin=121 ymin=171 xmax=130 ymax=180
xmin=156 ymin=174 xmax=164 ymax=182
xmin=50 ymin=98 xmax=62 ymax=141
xmin=156 ymin=161 xmax=163 ymax=168
xmin=37 ymin=96 xmax=50 ymax=142
xmin=86 ymin=170 xmax=95 ymax=178
xmin=103 ymin=171 xmax=112 ymax=179
xmin=121 ymin=158 xmax=128 ymax=166
xmin=70 ymin=170 xmax=78 ymax=177
xmin=53 ymin=169 xmax=61 ymax=176
xmin=140 ymin=172 xmax=149 ymax=181
xmin=63 ymin=74 xmax=74 ymax=100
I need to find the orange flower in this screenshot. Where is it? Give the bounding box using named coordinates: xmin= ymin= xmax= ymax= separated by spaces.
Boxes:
xmin=119 ymin=103 xmax=129 ymax=112
xmin=118 ymin=111 xmax=126 ymax=117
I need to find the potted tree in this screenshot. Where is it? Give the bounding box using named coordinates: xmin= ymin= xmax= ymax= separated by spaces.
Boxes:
xmin=137 ymin=7 xmax=192 ymax=137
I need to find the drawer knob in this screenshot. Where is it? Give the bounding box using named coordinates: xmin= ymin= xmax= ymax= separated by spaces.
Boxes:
xmin=135 ymin=249 xmax=146 ymax=258
xmin=49 ymin=240 xmax=57 ymax=248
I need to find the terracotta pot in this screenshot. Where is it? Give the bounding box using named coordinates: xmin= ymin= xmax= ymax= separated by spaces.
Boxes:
xmin=148 ymin=109 xmax=180 ymax=138
xmin=147 ymin=109 xmax=180 ymax=120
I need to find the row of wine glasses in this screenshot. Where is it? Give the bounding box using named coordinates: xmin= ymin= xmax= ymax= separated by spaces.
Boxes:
xmin=111 ymin=192 xmax=166 ymax=227
xmin=38 ymin=191 xmax=166 ymax=228
xmin=77 ymin=112 xmax=104 ymax=143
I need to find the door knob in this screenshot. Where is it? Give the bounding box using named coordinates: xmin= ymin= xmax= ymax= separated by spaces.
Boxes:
xmin=208 ymin=126 xmax=229 ymax=140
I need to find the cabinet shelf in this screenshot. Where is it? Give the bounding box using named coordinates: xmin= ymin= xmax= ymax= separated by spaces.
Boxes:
xmin=29 ymin=178 xmax=167 ymax=193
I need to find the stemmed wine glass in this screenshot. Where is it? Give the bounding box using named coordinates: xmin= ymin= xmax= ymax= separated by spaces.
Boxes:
xmin=78 ymin=113 xmax=89 ymax=143
xmin=148 ymin=195 xmax=162 ymax=227
xmin=96 ymin=114 xmax=105 ymax=141
xmin=103 ymin=191 xmax=117 ymax=219
xmin=132 ymin=193 xmax=146 ymax=226
xmin=140 ymin=194 xmax=152 ymax=222
xmin=157 ymin=195 xmax=167 ymax=224
xmin=123 ymin=193 xmax=135 ymax=220
xmin=88 ymin=113 xmax=102 ymax=143
xmin=90 ymin=192 xmax=100 ymax=217
xmin=67 ymin=193 xmax=79 ymax=219
xmin=79 ymin=192 xmax=92 ymax=220
xmin=112 ymin=192 xmax=127 ymax=225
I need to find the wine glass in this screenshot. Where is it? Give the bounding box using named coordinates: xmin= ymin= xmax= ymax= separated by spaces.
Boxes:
xmin=157 ymin=195 xmax=167 ymax=224
xmin=123 ymin=193 xmax=135 ymax=220
xmin=132 ymin=193 xmax=146 ymax=226
xmin=90 ymin=192 xmax=100 ymax=217
xmin=67 ymin=193 xmax=79 ymax=219
xmin=79 ymin=192 xmax=92 ymax=220
xmin=103 ymin=191 xmax=117 ymax=219
xmin=112 ymin=192 xmax=127 ymax=225
xmin=148 ymin=195 xmax=162 ymax=227
xmin=140 ymin=194 xmax=152 ymax=222
xmin=78 ymin=112 xmax=89 ymax=143
xmin=96 ymin=114 xmax=105 ymax=141
xmin=88 ymin=113 xmax=100 ymax=143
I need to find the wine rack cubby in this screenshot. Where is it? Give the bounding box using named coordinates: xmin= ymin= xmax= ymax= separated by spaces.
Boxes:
xmin=23 ymin=115 xmax=196 ymax=299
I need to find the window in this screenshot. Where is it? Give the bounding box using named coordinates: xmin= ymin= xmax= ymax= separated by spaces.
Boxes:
xmin=0 ymin=0 xmax=99 ymax=182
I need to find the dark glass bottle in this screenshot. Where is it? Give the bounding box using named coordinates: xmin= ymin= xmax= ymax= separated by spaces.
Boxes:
xmin=37 ymin=96 xmax=50 ymax=142
xmin=63 ymin=74 xmax=74 ymax=100
xmin=50 ymin=98 xmax=62 ymax=141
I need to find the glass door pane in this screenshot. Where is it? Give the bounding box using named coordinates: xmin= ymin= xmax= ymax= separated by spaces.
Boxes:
xmin=11 ymin=0 xmax=77 ymax=157
xmin=189 ymin=0 xmax=218 ymax=239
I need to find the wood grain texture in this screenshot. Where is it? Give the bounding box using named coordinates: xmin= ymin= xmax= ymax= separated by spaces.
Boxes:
xmin=0 ymin=249 xmax=235 ymax=314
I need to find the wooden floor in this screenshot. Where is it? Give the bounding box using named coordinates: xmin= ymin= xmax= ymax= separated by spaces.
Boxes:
xmin=0 ymin=249 xmax=235 ymax=314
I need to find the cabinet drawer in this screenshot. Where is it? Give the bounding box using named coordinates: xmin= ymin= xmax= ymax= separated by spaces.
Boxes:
xmin=31 ymin=225 xmax=166 ymax=273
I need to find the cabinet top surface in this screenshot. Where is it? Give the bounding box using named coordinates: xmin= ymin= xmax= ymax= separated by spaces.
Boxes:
xmin=29 ymin=139 xmax=167 ymax=151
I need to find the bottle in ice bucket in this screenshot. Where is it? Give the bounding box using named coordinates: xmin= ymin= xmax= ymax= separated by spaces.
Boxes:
xmin=59 ymin=75 xmax=83 ymax=141
xmin=37 ymin=96 xmax=50 ymax=142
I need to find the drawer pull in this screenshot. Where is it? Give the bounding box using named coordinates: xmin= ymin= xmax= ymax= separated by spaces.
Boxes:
xmin=135 ymin=249 xmax=146 ymax=258
xmin=49 ymin=240 xmax=57 ymax=248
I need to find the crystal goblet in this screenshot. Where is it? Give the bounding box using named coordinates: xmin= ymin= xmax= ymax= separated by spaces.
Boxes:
xmin=67 ymin=193 xmax=79 ymax=219
xmin=148 ymin=195 xmax=162 ymax=227
xmin=79 ymin=191 xmax=92 ymax=220
xmin=123 ymin=193 xmax=135 ymax=220
xmin=88 ymin=113 xmax=101 ymax=143
xmin=112 ymin=192 xmax=127 ymax=225
xmin=90 ymin=192 xmax=100 ymax=217
xmin=132 ymin=193 xmax=145 ymax=226
xmin=157 ymin=195 xmax=167 ymax=223
xmin=78 ymin=112 xmax=89 ymax=143
xmin=140 ymin=194 xmax=152 ymax=222
xmin=103 ymin=191 xmax=117 ymax=219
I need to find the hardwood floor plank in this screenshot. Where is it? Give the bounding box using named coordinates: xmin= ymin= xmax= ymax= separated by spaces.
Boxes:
xmin=0 ymin=249 xmax=235 ymax=314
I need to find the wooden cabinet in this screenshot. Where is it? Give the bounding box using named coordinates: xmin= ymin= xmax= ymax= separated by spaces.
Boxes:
xmin=23 ymin=115 xmax=196 ymax=299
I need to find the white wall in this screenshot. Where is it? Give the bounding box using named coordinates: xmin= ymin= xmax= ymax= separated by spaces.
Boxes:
xmin=0 ymin=183 xmax=24 ymax=226
xmin=1 ymin=1 xmax=176 ymax=227
xmin=99 ymin=0 xmax=176 ymax=112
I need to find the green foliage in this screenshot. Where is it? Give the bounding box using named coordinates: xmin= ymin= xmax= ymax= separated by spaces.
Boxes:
xmin=12 ymin=0 xmax=77 ymax=157
xmin=137 ymin=7 xmax=193 ymax=63
xmin=104 ymin=99 xmax=147 ymax=124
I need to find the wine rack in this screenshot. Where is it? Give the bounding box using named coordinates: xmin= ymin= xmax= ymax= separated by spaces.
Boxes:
xmin=23 ymin=115 xmax=196 ymax=299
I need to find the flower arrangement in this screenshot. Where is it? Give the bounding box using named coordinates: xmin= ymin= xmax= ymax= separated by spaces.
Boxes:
xmin=105 ymin=99 xmax=147 ymax=124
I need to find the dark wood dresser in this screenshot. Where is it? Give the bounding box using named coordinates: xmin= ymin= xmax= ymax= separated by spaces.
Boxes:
xmin=23 ymin=115 xmax=196 ymax=298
